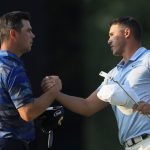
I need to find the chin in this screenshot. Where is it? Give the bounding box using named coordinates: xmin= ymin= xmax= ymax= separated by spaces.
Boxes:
xmin=112 ymin=50 xmax=117 ymax=56
xmin=26 ymin=47 xmax=32 ymax=52
xmin=23 ymin=48 xmax=31 ymax=54
xmin=28 ymin=48 xmax=32 ymax=52
xmin=113 ymin=51 xmax=120 ymax=56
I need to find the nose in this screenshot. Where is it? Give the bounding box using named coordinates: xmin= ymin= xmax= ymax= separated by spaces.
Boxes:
xmin=108 ymin=38 xmax=111 ymax=45
xmin=32 ymin=32 xmax=35 ymax=38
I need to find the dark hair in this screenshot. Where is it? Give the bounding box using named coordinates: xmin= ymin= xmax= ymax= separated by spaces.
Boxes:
xmin=110 ymin=16 xmax=142 ymax=42
xmin=0 ymin=11 xmax=30 ymax=42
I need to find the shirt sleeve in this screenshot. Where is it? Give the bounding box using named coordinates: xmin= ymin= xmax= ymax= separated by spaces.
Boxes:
xmin=97 ymin=68 xmax=116 ymax=91
xmin=6 ymin=66 xmax=34 ymax=109
xmin=147 ymin=53 xmax=150 ymax=73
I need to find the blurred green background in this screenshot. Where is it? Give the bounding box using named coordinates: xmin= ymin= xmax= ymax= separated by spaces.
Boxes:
xmin=1 ymin=0 xmax=150 ymax=150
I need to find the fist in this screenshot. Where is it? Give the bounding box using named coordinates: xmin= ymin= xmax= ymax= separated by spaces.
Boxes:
xmin=41 ymin=75 xmax=62 ymax=92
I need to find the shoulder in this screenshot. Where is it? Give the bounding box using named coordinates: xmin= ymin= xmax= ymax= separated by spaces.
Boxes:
xmin=0 ymin=59 xmax=27 ymax=87
xmin=141 ymin=50 xmax=150 ymax=72
xmin=142 ymin=50 xmax=150 ymax=61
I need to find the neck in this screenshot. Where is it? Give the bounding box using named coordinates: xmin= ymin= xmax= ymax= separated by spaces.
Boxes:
xmin=1 ymin=42 xmax=22 ymax=57
xmin=122 ymin=41 xmax=141 ymax=63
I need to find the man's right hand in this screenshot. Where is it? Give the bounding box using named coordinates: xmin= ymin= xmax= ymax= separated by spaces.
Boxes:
xmin=41 ymin=75 xmax=62 ymax=95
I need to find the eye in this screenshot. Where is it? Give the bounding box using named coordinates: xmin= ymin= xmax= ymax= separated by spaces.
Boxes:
xmin=27 ymin=28 xmax=32 ymax=33
xmin=109 ymin=33 xmax=113 ymax=37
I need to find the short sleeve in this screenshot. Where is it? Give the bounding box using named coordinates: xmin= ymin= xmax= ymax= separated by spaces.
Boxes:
xmin=147 ymin=53 xmax=150 ymax=73
xmin=6 ymin=66 xmax=34 ymax=109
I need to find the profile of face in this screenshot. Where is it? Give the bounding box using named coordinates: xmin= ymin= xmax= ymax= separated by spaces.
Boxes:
xmin=108 ymin=24 xmax=127 ymax=56
xmin=15 ymin=19 xmax=35 ymax=55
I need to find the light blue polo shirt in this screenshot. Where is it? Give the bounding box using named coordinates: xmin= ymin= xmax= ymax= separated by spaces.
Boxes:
xmin=101 ymin=47 xmax=150 ymax=144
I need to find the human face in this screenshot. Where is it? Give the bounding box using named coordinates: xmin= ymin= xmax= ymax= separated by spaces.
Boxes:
xmin=108 ymin=24 xmax=126 ymax=56
xmin=15 ymin=19 xmax=35 ymax=55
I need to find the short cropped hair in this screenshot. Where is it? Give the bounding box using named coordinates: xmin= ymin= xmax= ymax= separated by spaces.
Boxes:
xmin=0 ymin=11 xmax=30 ymax=42
xmin=110 ymin=16 xmax=142 ymax=42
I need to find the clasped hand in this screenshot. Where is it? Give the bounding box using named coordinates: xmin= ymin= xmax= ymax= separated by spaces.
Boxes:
xmin=41 ymin=76 xmax=62 ymax=94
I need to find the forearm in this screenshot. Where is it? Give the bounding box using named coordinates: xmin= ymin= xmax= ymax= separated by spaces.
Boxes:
xmin=18 ymin=90 xmax=56 ymax=121
xmin=56 ymin=92 xmax=90 ymax=116
xmin=56 ymin=91 xmax=109 ymax=117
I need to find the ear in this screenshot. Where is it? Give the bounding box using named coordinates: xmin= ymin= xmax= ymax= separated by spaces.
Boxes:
xmin=124 ymin=28 xmax=131 ymax=38
xmin=9 ymin=29 xmax=17 ymax=41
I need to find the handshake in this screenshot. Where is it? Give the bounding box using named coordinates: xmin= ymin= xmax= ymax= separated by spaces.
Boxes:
xmin=41 ymin=75 xmax=62 ymax=96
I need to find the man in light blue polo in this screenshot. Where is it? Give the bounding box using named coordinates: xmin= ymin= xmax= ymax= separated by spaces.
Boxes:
xmin=42 ymin=16 xmax=150 ymax=150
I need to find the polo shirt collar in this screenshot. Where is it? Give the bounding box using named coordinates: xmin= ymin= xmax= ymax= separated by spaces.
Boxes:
xmin=117 ymin=47 xmax=147 ymax=68
xmin=0 ymin=50 xmax=24 ymax=65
